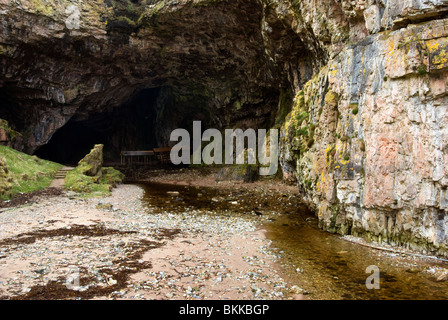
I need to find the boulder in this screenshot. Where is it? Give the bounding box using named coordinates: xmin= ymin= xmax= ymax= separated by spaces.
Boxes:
xmin=78 ymin=144 xmax=103 ymax=178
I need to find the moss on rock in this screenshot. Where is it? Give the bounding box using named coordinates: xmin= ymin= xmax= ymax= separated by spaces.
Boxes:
xmin=0 ymin=157 xmax=12 ymax=198
xmin=324 ymin=90 xmax=339 ymax=108
xmin=66 ymin=145 xmax=124 ymax=197
xmin=0 ymin=119 xmax=22 ymax=146
xmin=78 ymin=144 xmax=104 ymax=177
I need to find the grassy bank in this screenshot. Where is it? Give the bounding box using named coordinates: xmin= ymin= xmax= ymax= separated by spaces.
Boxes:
xmin=0 ymin=145 xmax=62 ymax=200
xmin=65 ymin=165 xmax=125 ymax=198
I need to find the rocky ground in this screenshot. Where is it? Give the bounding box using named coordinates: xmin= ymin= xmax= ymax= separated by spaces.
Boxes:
xmin=121 ymin=165 xmax=298 ymax=193
xmin=0 ymin=173 xmax=305 ymax=300
xmin=3 ymin=166 xmax=448 ymax=300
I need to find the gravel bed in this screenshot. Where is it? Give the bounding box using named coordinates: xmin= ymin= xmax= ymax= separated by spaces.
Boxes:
xmin=0 ymin=184 xmax=296 ymax=300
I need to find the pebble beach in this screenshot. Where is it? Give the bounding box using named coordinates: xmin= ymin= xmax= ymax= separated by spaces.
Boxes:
xmin=0 ymin=184 xmax=299 ymax=300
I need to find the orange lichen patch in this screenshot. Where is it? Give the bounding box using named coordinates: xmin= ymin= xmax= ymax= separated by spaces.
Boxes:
xmin=316 ymin=170 xmax=327 ymax=193
xmin=329 ymin=64 xmax=339 ymax=84
xmin=324 ymin=144 xmax=335 ymax=167
xmin=385 ymin=36 xmax=397 ymax=61
xmin=426 ymin=39 xmax=440 ymax=53
xmin=432 ymin=49 xmax=448 ymax=66
xmin=385 ymin=36 xmax=408 ymax=78
xmin=330 ymin=68 xmax=338 ymax=77
xmin=384 ymin=24 xmax=448 ymax=77
xmin=427 ymin=37 xmax=448 ymax=70
xmin=317 ymin=202 xmax=326 ymax=218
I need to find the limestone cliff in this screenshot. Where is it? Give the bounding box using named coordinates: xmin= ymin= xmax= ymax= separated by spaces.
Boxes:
xmin=278 ymin=1 xmax=448 ymax=257
xmin=1 ymin=0 xmax=448 ymax=255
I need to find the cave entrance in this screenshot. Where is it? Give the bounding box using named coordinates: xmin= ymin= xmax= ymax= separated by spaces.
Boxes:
xmin=33 ymin=84 xmax=282 ymax=166
xmin=34 ymin=88 xmax=160 ymax=165
xmin=34 ymin=121 xmax=107 ymax=165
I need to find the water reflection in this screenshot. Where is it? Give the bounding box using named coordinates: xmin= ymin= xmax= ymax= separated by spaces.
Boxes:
xmin=137 ymin=182 xmax=448 ymax=300
xmin=263 ymin=212 xmax=448 ymax=300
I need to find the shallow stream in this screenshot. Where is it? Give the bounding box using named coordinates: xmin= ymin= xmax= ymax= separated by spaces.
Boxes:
xmin=138 ymin=181 xmax=448 ymax=300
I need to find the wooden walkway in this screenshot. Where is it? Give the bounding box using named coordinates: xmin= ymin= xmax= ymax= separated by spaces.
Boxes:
xmin=120 ymin=147 xmax=172 ymax=165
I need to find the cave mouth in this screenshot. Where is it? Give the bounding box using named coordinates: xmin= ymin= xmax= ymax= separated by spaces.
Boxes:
xmin=34 ymin=121 xmax=108 ymax=165
xmin=32 ymin=82 xmax=284 ymax=166
xmin=34 ymin=88 xmax=160 ymax=165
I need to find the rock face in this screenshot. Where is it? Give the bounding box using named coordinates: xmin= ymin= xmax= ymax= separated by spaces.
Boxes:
xmin=1 ymin=0 xmax=448 ymax=255
xmin=0 ymin=119 xmax=21 ymax=149
xmin=0 ymin=0 xmax=291 ymax=156
xmin=280 ymin=10 xmax=448 ymax=256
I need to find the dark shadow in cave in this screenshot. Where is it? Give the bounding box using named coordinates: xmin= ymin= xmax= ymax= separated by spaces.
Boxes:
xmin=34 ymin=121 xmax=107 ymax=165
xmin=34 ymin=88 xmax=160 ymax=165
xmin=0 ymin=86 xmax=28 ymax=134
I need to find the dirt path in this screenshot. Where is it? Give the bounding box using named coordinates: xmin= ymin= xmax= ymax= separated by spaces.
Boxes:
xmin=49 ymin=166 xmax=74 ymax=188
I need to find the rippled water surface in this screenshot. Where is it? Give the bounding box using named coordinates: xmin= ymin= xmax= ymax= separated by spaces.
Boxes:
xmin=138 ymin=181 xmax=448 ymax=300
xmin=264 ymin=213 xmax=448 ymax=299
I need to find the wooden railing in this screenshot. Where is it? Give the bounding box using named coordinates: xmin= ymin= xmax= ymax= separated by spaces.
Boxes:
xmin=120 ymin=147 xmax=172 ymax=165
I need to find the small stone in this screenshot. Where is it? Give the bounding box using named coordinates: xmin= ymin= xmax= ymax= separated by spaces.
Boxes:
xmin=289 ymin=285 xmax=304 ymax=294
xmin=436 ymin=271 xmax=448 ymax=282
xmin=96 ymin=203 xmax=113 ymax=210
xmin=406 ymin=268 xmax=420 ymax=274
xmin=22 ymin=287 xmax=31 ymax=293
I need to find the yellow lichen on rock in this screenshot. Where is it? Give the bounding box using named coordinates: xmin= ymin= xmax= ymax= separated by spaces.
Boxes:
xmin=324 ymin=90 xmax=339 ymax=107
xmin=427 ymin=37 xmax=448 ymax=69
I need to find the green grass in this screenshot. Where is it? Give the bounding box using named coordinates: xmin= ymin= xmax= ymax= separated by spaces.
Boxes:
xmin=65 ymin=165 xmax=124 ymax=198
xmin=417 ymin=64 xmax=428 ymax=75
xmin=0 ymin=145 xmax=62 ymax=200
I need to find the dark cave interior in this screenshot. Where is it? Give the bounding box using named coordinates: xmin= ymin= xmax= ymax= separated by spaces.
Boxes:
xmin=34 ymin=88 xmax=160 ymax=165
xmin=1 ymin=78 xmax=283 ymax=166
